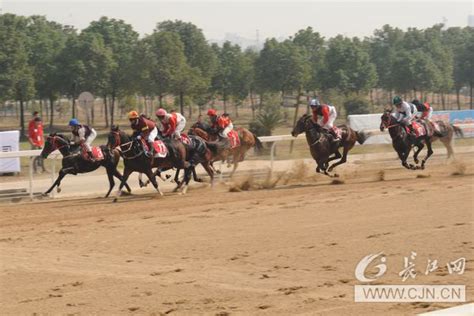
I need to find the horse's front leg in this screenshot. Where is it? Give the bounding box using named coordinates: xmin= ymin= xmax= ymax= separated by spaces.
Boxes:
xmin=412 ymin=143 xmax=424 ymax=165
xmin=421 ymin=140 xmax=434 ymax=170
xmin=146 ymin=169 xmax=163 ymax=196
xmin=44 ymin=170 xmax=66 ymax=195
xmin=113 ymin=168 xmax=133 ymax=202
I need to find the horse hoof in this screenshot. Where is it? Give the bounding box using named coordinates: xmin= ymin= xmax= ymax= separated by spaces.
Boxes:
xmin=216 ymin=170 xmax=221 ymax=175
xmin=113 ymin=197 xmax=118 ymax=203
xmin=165 ymin=175 xmax=171 ymax=179
xmin=414 ymin=159 xmax=419 ymax=164
xmin=57 ymin=187 xmax=61 ymax=193
xmin=334 ymin=173 xmax=339 ymax=178
xmin=196 ymin=178 xmax=203 ymax=182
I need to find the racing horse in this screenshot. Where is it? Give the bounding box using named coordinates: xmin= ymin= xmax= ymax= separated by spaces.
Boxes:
xmin=40 ymin=133 xmax=131 ymax=197
xmin=107 ymin=127 xmax=212 ymax=199
xmin=380 ymin=109 xmax=434 ymax=169
xmin=189 ymin=122 xmax=263 ymax=176
xmin=291 ymin=114 xmax=367 ymax=176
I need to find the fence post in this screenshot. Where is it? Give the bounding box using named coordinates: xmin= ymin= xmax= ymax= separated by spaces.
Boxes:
xmin=29 ymin=156 xmax=33 ymax=200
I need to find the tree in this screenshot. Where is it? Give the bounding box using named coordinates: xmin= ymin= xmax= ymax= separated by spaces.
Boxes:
xmin=321 ymin=36 xmax=377 ymax=96
xmin=26 ymin=15 xmax=70 ymax=127
xmin=82 ymin=17 xmax=139 ymax=125
xmin=0 ymin=14 xmax=35 ymax=138
xmin=137 ymin=31 xmax=188 ymax=110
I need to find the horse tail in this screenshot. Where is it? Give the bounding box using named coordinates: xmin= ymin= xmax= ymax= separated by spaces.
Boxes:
xmin=452 ymin=124 xmax=464 ymax=138
xmin=253 ymin=133 xmax=264 ymax=154
xmin=356 ymin=130 xmax=368 ymax=145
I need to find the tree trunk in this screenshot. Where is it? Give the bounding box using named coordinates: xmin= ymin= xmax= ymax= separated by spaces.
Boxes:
xmin=91 ymin=103 xmax=95 ymax=125
xmin=39 ymin=99 xmax=44 ymax=119
xmin=258 ymin=93 xmax=263 ymax=112
xmin=159 ymin=94 xmax=163 ymax=107
xmin=49 ymin=97 xmax=54 ymax=129
xmin=234 ymin=101 xmax=239 ymax=118
xmin=19 ymin=98 xmax=25 ymax=140
xmin=103 ymin=95 xmax=109 ymax=128
xmin=110 ymin=91 xmax=115 ymax=126
xmin=72 ymin=97 xmax=76 ymax=118
xmin=441 ymin=92 xmax=446 ymax=110
xmin=470 ymin=81 xmax=473 ymax=110
xmin=179 ymin=91 xmax=184 ymax=114
xmin=456 ymin=88 xmax=461 ymax=110
xmin=188 ymin=102 xmax=192 ymax=119
xmin=43 ymin=99 xmax=48 ymax=122
xmin=290 ymin=89 xmax=302 ymax=154
xmin=223 ymin=90 xmax=227 ymax=113
xmin=249 ymin=90 xmax=255 ymax=120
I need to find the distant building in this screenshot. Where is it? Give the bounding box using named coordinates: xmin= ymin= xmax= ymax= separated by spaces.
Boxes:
xmin=469 ymin=15 xmax=474 ymax=27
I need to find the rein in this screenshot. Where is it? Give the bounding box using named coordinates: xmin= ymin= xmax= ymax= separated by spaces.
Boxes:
xmin=120 ymin=140 xmax=143 ymax=160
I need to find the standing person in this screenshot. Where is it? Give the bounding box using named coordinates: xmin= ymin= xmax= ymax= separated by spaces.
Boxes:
xmin=68 ymin=118 xmax=97 ymax=161
xmin=28 ymin=112 xmax=46 ymax=173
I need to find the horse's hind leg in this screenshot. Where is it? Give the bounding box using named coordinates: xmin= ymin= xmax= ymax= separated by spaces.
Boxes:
xmin=328 ymin=147 xmax=349 ymax=172
xmin=112 ymin=168 xmax=131 ymax=193
xmin=113 ymin=168 xmax=133 ymax=202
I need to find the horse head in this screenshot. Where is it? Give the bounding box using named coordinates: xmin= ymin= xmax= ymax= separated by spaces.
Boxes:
xmin=291 ymin=114 xmax=312 ymax=137
xmin=41 ymin=133 xmax=70 ymax=158
xmin=107 ymin=125 xmax=129 ymax=149
xmin=380 ymin=108 xmax=393 ymax=132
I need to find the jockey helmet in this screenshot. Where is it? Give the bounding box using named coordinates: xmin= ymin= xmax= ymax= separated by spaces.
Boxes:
xmin=128 ymin=111 xmax=139 ymax=119
xmin=411 ymin=99 xmax=421 ymax=107
xmin=309 ymin=98 xmax=321 ymax=108
xmin=68 ymin=118 xmax=79 ymax=126
xmin=207 ymin=109 xmax=217 ymax=116
xmin=393 ymin=96 xmax=402 ymax=105
xmin=155 ymin=108 xmax=167 ymax=117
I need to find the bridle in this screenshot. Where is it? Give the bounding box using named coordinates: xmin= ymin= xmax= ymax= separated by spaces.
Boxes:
xmin=47 ymin=135 xmax=69 ymax=152
xmin=110 ymin=131 xmax=122 ymax=148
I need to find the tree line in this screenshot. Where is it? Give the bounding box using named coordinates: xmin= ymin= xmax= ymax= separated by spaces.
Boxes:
xmin=1 ymin=13 xmax=473 ymax=137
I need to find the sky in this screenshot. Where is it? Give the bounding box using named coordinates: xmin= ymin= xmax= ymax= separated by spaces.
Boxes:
xmin=2 ymin=0 xmax=473 ymax=42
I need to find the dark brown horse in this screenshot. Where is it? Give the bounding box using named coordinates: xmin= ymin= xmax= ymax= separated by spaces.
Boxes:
xmin=291 ymin=114 xmax=367 ymax=176
xmin=40 ymin=133 xmax=131 ymax=197
xmin=189 ymin=122 xmax=263 ymax=176
xmin=380 ymin=110 xmax=434 ymax=169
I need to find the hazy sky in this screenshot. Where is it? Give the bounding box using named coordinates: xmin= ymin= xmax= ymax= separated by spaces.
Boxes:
xmin=2 ymin=0 xmax=473 ymax=41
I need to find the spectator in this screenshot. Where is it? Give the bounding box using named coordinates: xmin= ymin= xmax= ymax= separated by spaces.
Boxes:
xmin=28 ymin=113 xmax=46 ymax=173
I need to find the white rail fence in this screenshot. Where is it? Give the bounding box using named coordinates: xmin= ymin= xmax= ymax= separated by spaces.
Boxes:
xmin=0 ymin=123 xmax=472 ymax=200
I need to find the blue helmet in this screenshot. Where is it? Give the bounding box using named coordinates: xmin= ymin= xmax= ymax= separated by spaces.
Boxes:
xmin=68 ymin=118 xmax=79 ymax=126
xmin=309 ymin=98 xmax=321 ymax=108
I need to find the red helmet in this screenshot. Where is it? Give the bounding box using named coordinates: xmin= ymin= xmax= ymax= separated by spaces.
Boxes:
xmin=207 ymin=109 xmax=217 ymax=116
xmin=155 ymin=108 xmax=167 ymax=117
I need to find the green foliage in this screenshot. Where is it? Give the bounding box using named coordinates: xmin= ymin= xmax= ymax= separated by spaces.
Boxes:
xmin=249 ymin=101 xmax=283 ymax=136
xmin=322 ymin=36 xmax=377 ymax=95
xmin=343 ymin=96 xmax=370 ymax=115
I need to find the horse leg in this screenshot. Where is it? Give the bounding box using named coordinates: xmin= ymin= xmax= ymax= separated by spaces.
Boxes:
xmin=201 ymin=161 xmax=214 ymax=187
xmin=138 ymin=173 xmax=147 ymax=188
xmin=113 ymin=168 xmax=133 ymax=202
xmin=328 ymin=147 xmax=349 ymax=172
xmin=44 ymin=170 xmax=66 ymax=195
xmin=440 ymin=137 xmax=454 ymax=159
xmin=180 ymin=167 xmax=193 ymax=194
xmin=413 ymin=144 xmax=424 ymax=165
xmin=146 ymin=169 xmax=163 ymax=196
xmin=112 ymin=168 xmax=131 ymax=193
xmin=421 ymin=140 xmax=434 ymax=170
xmin=104 ymin=168 xmax=115 ymax=198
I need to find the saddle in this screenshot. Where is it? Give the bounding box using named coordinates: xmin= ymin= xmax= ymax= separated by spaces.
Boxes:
xmin=228 ymin=130 xmax=240 ymax=149
xmin=180 ymin=133 xmax=192 ymax=145
xmin=410 ymin=121 xmax=430 ymax=138
xmin=81 ymin=146 xmax=104 ymax=161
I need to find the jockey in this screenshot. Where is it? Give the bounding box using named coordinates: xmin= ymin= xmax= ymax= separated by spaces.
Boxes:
xmin=412 ymin=99 xmax=433 ymax=120
xmin=393 ymin=96 xmax=417 ymax=135
xmin=207 ymin=109 xmax=234 ymax=139
xmin=156 ymin=108 xmax=186 ymax=140
xmin=309 ymin=98 xmax=339 ymax=143
xmin=128 ymin=110 xmax=157 ymax=157
xmin=68 ymin=118 xmax=97 ymax=161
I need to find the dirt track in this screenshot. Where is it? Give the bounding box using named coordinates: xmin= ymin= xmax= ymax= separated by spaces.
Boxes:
xmin=0 ymin=153 xmax=473 ymax=315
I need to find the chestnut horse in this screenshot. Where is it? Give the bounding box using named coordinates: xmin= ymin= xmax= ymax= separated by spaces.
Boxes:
xmin=189 ymin=123 xmax=263 ymax=176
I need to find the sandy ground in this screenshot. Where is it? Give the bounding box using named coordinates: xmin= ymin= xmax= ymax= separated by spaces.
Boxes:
xmin=0 ymin=151 xmax=473 ymax=315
